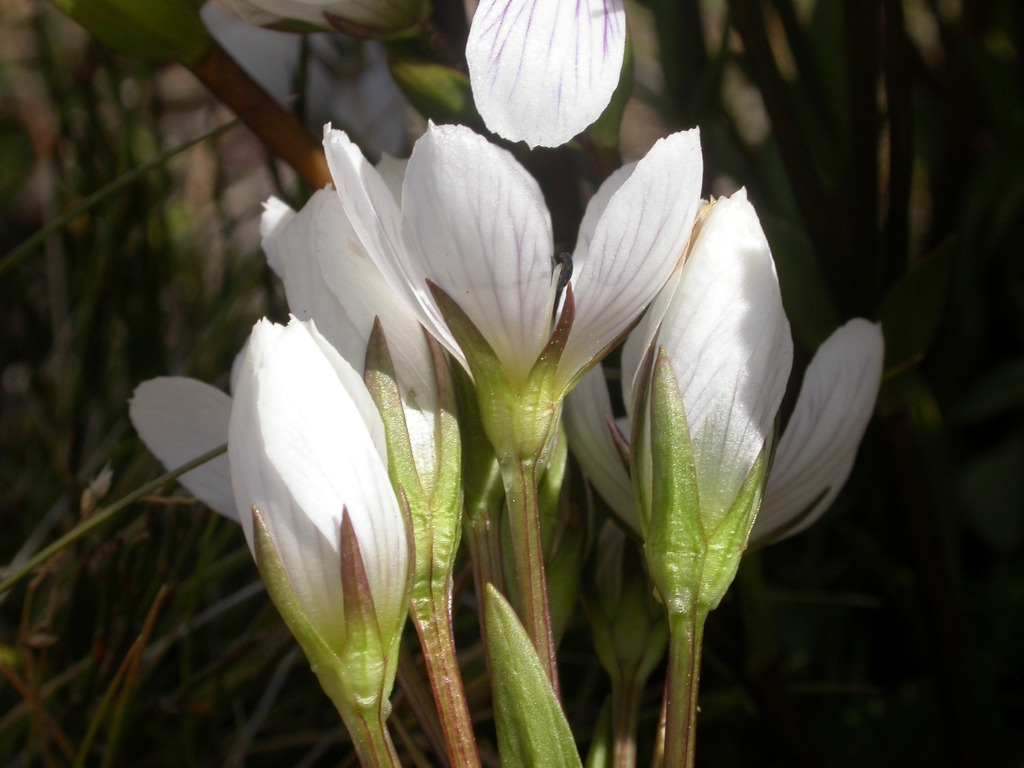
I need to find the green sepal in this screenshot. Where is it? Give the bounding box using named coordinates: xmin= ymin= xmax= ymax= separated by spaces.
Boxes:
xmin=538 ymin=423 xmax=569 ymax=552
xmin=252 ymin=506 xmax=344 ymax=696
xmin=484 ymin=585 xmax=583 ymax=768
xmin=49 ymin=0 xmax=213 ymax=66
xmin=584 ymin=31 xmax=635 ymax=151
xmin=429 ymin=281 xmax=573 ymax=465
xmin=699 ymin=451 xmax=765 ymax=610
xmin=644 ymin=348 xmax=703 ymax=616
xmin=453 ymin=363 xmax=505 ymax=525
xmin=642 ymin=348 xmax=768 ymax=616
xmin=363 ymin=320 xmax=462 ymax=607
xmin=388 ymin=50 xmax=485 ymax=129
xmin=253 ymin=506 xmax=398 ymax=720
xmin=338 ymin=510 xmax=393 ymax=713
xmin=252 ymin=507 xmax=401 ymax=764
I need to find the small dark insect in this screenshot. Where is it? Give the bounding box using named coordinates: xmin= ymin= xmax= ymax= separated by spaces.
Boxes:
xmin=553 ymin=251 xmax=573 ymax=323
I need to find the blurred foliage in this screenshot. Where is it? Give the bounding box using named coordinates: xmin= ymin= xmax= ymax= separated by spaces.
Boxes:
xmin=1 ymin=0 xmax=1024 ymax=766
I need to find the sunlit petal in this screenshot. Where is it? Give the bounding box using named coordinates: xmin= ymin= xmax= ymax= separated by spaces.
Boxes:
xmin=466 ymin=0 xmax=627 ymax=148
xmin=560 ymin=130 xmax=703 ymax=387
xmin=229 ymin=318 xmax=407 ymax=637
xmin=402 ymin=123 xmax=556 ymax=384
xmin=655 ymin=189 xmax=793 ymax=527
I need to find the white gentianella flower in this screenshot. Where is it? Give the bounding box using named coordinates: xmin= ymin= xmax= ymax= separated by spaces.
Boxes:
xmin=230 ymin=316 xmax=409 ymax=763
xmin=629 ymin=189 xmax=793 ymax=768
xmin=222 ymin=0 xmax=425 ymax=34
xmin=129 ymin=377 xmax=236 ymax=520
xmin=751 ymin=318 xmax=884 ymax=545
xmin=632 ymin=188 xmax=793 ymax=533
xmin=567 ymin=320 xmax=884 ymax=547
xmin=324 ymin=121 xmax=703 ymax=396
xmin=466 ymin=0 xmax=627 ymax=148
xmin=260 ymin=179 xmax=441 ymax=491
xmin=229 ymin=316 xmax=407 ymax=650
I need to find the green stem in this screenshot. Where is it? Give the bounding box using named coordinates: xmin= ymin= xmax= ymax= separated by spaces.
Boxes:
xmin=662 ymin=610 xmax=707 ymax=768
xmin=611 ymin=678 xmax=644 ymax=768
xmin=411 ymin=590 xmax=481 ymax=768
xmin=499 ymin=457 xmax=560 ymax=695
xmin=341 ymin=705 xmax=402 ymax=768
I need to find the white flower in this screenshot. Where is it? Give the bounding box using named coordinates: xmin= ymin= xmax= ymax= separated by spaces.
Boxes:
xmin=566 ymin=320 xmax=884 ymax=546
xmin=466 ymin=0 xmax=627 ymax=148
xmin=222 ymin=0 xmax=424 ymax=33
xmin=324 ymin=121 xmax=703 ymax=396
xmin=633 ymin=188 xmax=793 ymax=529
xmin=751 ymin=318 xmax=884 ymax=544
xmin=229 ymin=316 xmax=408 ymax=648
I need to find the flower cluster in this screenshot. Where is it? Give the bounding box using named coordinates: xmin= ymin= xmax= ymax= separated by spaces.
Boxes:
xmin=127 ymin=3 xmax=885 ymax=766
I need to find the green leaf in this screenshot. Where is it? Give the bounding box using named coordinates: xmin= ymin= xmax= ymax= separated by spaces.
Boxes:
xmin=49 ymin=0 xmax=213 ymax=66
xmin=876 ymin=238 xmax=954 ymax=376
xmin=484 ymin=585 xmax=583 ymax=768
xmin=760 ymin=213 xmax=842 ymax=351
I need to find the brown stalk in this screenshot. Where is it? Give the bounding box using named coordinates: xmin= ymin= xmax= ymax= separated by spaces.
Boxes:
xmin=189 ymin=41 xmax=332 ymax=190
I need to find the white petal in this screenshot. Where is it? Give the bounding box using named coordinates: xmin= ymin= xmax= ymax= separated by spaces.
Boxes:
xmin=466 ymin=0 xmax=627 ymax=148
xmin=261 ymin=189 xmax=437 ymax=476
xmin=564 ymin=364 xmax=637 ymax=531
xmin=402 ymin=123 xmax=556 ymax=385
xmin=574 ymin=162 xmax=636 ymax=260
xmin=230 ymin=318 xmax=408 ymax=640
xmin=130 ymin=378 xmax=236 ymax=521
xmin=560 ymin=130 xmax=703 ymax=388
xmin=753 ymin=319 xmax=884 ymax=543
xmin=323 ymin=127 xmax=464 ymax=367
xmin=655 ymin=189 xmax=793 ymax=528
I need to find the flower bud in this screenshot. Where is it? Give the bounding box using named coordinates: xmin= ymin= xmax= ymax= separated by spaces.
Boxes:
xmin=631 ymin=190 xmax=793 ymax=616
xmin=585 ymin=521 xmax=668 ymax=688
xmin=229 ymin=317 xmax=410 ymax=724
